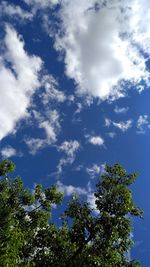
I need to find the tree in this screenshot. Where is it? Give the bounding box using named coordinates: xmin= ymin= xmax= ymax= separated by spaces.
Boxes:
xmin=0 ymin=160 xmax=143 ymax=266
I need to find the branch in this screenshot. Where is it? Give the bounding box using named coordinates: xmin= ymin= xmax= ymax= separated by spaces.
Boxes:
xmin=67 ymin=232 xmax=94 ymax=265
xmin=28 ymin=204 xmax=43 ymax=214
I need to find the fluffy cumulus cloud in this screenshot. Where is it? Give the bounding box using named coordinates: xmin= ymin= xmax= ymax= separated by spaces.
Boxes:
xmin=54 ymin=0 xmax=150 ymax=100
xmin=0 ymin=25 xmax=42 ymax=140
xmin=88 ymin=136 xmax=104 ymax=146
xmin=1 ymin=146 xmax=17 ymax=158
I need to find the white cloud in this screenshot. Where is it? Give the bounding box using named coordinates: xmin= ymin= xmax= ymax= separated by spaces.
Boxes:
xmin=0 ymin=1 xmax=33 ymax=20
xmin=58 ymin=140 xmax=80 ymax=157
xmin=105 ymin=118 xmax=111 ymax=127
xmin=73 ymin=164 xmax=83 ymax=172
xmin=54 ymin=0 xmax=150 ymax=100
xmin=114 ymin=106 xmax=129 ymax=114
xmin=137 ymin=114 xmax=150 ymax=133
xmin=57 ymin=181 xmax=87 ymax=196
xmin=87 ymin=192 xmax=97 ymax=210
xmin=25 ymin=138 xmax=46 ymax=155
xmin=25 ymin=109 xmax=61 ymax=154
xmin=50 ymin=0 xmax=60 ymax=4
xmin=40 ymin=109 xmax=60 ymax=142
xmin=41 ymin=75 xmax=66 ymax=104
xmin=107 ymin=132 xmax=116 ymax=138
xmin=40 ymin=122 xmax=56 ymax=143
xmin=23 ymin=0 xmax=59 ymax=9
xmin=54 ymin=140 xmax=80 ymax=176
xmin=105 ymin=118 xmax=132 ymax=132
xmin=88 ymin=136 xmax=104 ymax=146
xmin=55 ymin=158 xmax=68 ymax=176
xmin=57 ymin=180 xmax=98 ymax=211
xmin=112 ymin=120 xmax=132 ymax=132
xmin=86 ymin=163 xmax=105 ymax=179
xmin=67 ymin=94 xmax=75 ymax=103
xmin=1 ymin=146 xmax=17 ymax=158
xmin=74 ymin=103 xmax=83 ymax=114
xmin=86 ymin=181 xmax=97 ymax=211
xmin=0 ymin=25 xmax=42 ymax=140
xmin=137 ymin=85 xmax=145 ymax=94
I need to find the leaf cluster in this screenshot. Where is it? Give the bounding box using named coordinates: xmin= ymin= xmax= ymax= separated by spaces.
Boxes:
xmin=0 ymin=161 xmax=143 ymax=266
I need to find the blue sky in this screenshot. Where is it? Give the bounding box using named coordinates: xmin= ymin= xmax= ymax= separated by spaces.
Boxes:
xmin=0 ymin=0 xmax=150 ymax=265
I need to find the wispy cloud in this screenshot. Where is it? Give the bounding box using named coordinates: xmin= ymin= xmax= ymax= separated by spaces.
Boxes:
xmin=40 ymin=110 xmax=61 ymax=142
xmin=25 ymin=109 xmax=61 ymax=154
xmin=54 ymin=140 xmax=80 ymax=176
xmin=86 ymin=163 xmax=105 ymax=179
xmin=105 ymin=118 xmax=111 ymax=127
xmin=105 ymin=118 xmax=132 ymax=132
xmin=114 ymin=106 xmax=129 ymax=114
xmin=58 ymin=140 xmax=80 ymax=158
xmin=24 ymin=138 xmax=46 ymax=155
xmin=112 ymin=120 xmax=132 ymax=132
xmin=137 ymin=114 xmax=150 ymax=134
xmin=41 ymin=75 xmax=66 ymax=104
xmin=107 ymin=132 xmax=116 ymax=138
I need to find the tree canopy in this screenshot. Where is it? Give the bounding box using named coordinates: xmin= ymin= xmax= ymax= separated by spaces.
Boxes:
xmin=0 ymin=160 xmax=143 ymax=266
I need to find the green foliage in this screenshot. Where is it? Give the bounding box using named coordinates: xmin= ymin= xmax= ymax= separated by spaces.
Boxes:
xmin=0 ymin=161 xmax=143 ymax=266
xmin=0 ymin=159 xmax=15 ymax=176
